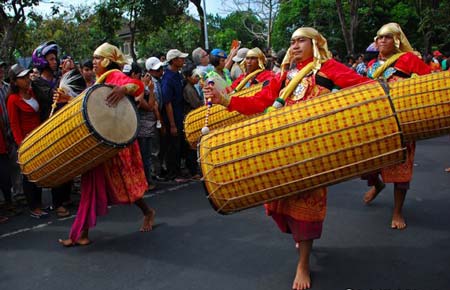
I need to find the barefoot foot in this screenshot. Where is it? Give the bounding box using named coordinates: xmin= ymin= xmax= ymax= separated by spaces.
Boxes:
xmin=140 ymin=208 xmax=155 ymax=232
xmin=363 ymin=182 xmax=385 ymax=204
xmin=391 ymin=213 xmax=406 ymax=230
xmin=292 ymin=264 xmax=311 ymax=290
xmin=58 ymin=238 xmax=91 ymax=247
xmin=58 ymin=238 xmax=75 ymax=247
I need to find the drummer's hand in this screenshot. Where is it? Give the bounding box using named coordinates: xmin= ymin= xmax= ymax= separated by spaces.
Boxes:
xmin=135 ymin=94 xmax=144 ymax=107
xmin=53 ymin=89 xmax=72 ymax=103
xmin=61 ymin=58 xmax=75 ymax=75
xmin=107 ymin=86 xmax=127 ymax=107
xmin=203 ymin=85 xmax=222 ymax=105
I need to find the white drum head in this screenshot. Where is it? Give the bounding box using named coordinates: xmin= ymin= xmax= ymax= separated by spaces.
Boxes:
xmin=84 ymin=85 xmax=138 ymax=146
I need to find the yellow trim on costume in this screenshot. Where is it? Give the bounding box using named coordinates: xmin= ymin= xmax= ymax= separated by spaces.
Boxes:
xmin=234 ymin=69 xmax=264 ymax=92
xmin=372 ymin=52 xmax=406 ymax=79
xmin=95 ymin=69 xmax=121 ymax=84
xmin=279 ymin=62 xmax=315 ymax=102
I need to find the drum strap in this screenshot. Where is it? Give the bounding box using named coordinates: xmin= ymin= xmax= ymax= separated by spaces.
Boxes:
xmin=315 ymin=74 xmax=335 ymax=91
xmin=393 ymin=70 xmax=411 ymax=79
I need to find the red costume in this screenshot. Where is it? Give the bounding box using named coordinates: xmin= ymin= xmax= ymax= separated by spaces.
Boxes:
xmin=70 ymin=70 xmax=148 ymax=242
xmin=227 ymin=57 xmax=370 ymax=240
xmin=230 ymin=70 xmax=275 ymax=91
xmin=367 ymin=52 xmax=430 ymax=187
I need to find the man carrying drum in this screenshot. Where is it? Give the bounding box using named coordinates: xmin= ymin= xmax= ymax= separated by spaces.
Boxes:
xmin=57 ymin=43 xmax=155 ymax=247
xmin=229 ymin=47 xmax=275 ymax=94
xmin=362 ymin=23 xmax=431 ymax=230
xmin=204 ymin=27 xmax=369 ymax=290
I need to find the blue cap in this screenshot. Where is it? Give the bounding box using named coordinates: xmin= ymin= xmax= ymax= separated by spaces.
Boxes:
xmin=210 ymin=48 xmax=227 ymax=58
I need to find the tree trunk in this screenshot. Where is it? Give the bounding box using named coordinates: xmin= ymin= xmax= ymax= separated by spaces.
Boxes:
xmin=190 ymin=0 xmax=205 ymax=48
xmin=336 ymin=0 xmax=359 ymax=56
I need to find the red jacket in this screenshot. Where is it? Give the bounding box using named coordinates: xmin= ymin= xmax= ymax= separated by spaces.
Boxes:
xmin=7 ymin=92 xmax=41 ymax=145
xmin=228 ymin=58 xmax=371 ymax=115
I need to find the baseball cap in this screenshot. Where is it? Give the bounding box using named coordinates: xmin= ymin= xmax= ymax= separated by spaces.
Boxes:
xmin=433 ymin=50 xmax=442 ymax=57
xmin=122 ymin=64 xmax=132 ymax=74
xmin=166 ymin=49 xmax=188 ymax=62
xmin=211 ymin=48 xmax=228 ymax=58
xmin=145 ymin=57 xmax=163 ymax=71
xmin=9 ymin=64 xmax=31 ymax=78
xmin=232 ymin=47 xmax=249 ymax=62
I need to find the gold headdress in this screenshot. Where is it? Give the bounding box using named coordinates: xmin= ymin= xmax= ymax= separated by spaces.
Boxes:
xmin=245 ymin=47 xmax=266 ymax=70
xmin=281 ymin=27 xmax=332 ymax=74
xmin=374 ymin=23 xmax=414 ymax=53
xmin=93 ymin=42 xmax=128 ymax=68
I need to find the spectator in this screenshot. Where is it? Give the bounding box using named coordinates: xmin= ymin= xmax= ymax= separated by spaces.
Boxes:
xmin=7 ymin=64 xmax=48 ymax=219
xmin=230 ymin=47 xmax=249 ymax=80
xmin=31 ymin=41 xmax=72 ymax=218
xmin=81 ymin=60 xmax=95 ymax=87
xmin=181 ymin=63 xmax=202 ymax=179
xmin=145 ymin=57 xmax=164 ymax=180
xmin=161 ymin=49 xmax=189 ymax=182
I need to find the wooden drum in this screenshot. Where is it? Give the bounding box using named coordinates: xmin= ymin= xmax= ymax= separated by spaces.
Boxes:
xmin=199 ymin=82 xmax=405 ymax=214
xmin=389 ymin=70 xmax=450 ymax=142
xmin=184 ymin=81 xmax=268 ymax=149
xmin=18 ymin=84 xmax=139 ymax=187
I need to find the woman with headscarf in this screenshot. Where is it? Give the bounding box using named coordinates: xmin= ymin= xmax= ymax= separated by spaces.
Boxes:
xmin=205 ymin=27 xmax=369 ymax=290
xmin=362 ymin=23 xmax=431 ymax=230
xmin=58 ymin=43 xmax=155 ymax=247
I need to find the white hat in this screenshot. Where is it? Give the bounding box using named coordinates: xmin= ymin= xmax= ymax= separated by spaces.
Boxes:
xmin=145 ymin=57 xmax=163 ymax=71
xmin=166 ymin=49 xmax=188 ymax=62
xmin=122 ymin=64 xmax=132 ymax=74
xmin=232 ymin=47 xmax=249 ymax=62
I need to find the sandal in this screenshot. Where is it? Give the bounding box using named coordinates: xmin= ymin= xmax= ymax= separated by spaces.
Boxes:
xmin=56 ymin=207 xmax=70 ymax=218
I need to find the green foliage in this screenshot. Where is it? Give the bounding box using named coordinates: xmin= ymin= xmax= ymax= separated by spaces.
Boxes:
xmin=137 ymin=16 xmax=201 ymax=58
xmin=2 ymin=0 xmax=450 ymax=64
xmin=273 ymin=0 xmax=450 ymax=56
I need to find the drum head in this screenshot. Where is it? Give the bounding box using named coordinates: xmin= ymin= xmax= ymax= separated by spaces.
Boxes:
xmin=83 ymin=85 xmax=138 ymax=146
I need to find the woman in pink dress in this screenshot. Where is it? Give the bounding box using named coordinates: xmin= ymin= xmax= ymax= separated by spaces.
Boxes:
xmin=58 ymin=43 xmax=155 ymax=247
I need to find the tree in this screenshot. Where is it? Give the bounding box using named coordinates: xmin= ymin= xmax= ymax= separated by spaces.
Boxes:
xmin=336 ymin=0 xmax=359 ymax=55
xmin=221 ymin=0 xmax=281 ymax=49
xmin=137 ymin=16 xmax=201 ymax=58
xmin=109 ymin=0 xmax=189 ymax=62
xmin=0 ymin=0 xmax=40 ymax=62
xmin=189 ymin=0 xmax=206 ymax=48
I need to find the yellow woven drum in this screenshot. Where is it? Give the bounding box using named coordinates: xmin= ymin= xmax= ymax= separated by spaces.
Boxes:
xmin=184 ymin=82 xmax=267 ymax=149
xmin=18 ymin=84 xmax=138 ymax=187
xmin=389 ymin=70 xmax=450 ymax=142
xmin=199 ymin=82 xmax=405 ymax=214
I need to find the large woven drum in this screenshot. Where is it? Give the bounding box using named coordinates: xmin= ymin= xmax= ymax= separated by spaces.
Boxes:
xmin=199 ymin=82 xmax=405 ymax=214
xmin=389 ymin=70 xmax=450 ymax=142
xmin=18 ymin=84 xmax=139 ymax=187
xmin=184 ymin=82 xmax=267 ymax=149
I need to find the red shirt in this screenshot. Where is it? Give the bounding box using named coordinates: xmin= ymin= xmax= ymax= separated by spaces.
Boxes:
xmin=368 ymin=52 xmax=431 ymax=77
xmin=228 ymin=58 xmax=371 ymax=115
xmin=230 ymin=70 xmax=276 ymax=91
xmin=7 ymin=92 xmax=41 ymax=145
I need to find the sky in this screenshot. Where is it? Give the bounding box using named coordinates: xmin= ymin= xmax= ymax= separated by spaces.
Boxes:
xmin=29 ymin=0 xmax=228 ymax=18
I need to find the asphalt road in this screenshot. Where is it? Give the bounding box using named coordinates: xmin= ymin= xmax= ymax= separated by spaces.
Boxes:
xmin=1 ymin=136 xmax=449 ymax=290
